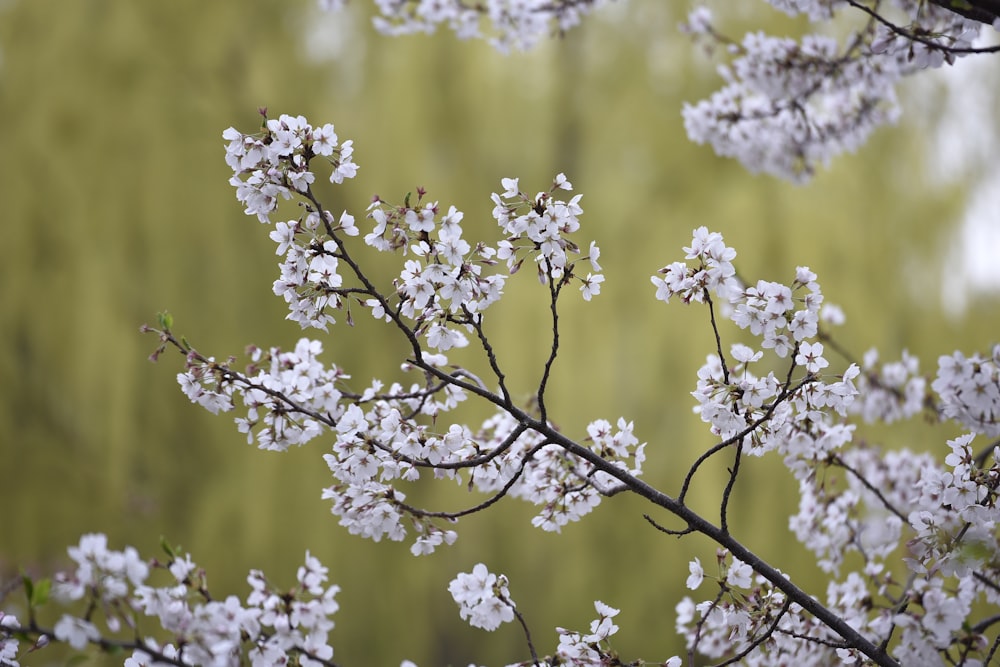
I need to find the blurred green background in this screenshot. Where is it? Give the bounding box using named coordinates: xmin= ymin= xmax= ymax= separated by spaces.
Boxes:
xmin=2 ymin=0 xmax=998 ymax=664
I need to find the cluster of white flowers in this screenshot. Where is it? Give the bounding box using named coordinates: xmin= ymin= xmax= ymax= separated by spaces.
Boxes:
xmin=490 ymin=174 xmax=603 ymax=299
xmin=554 ymin=601 xmax=632 ymax=665
xmin=224 ymin=113 xmax=357 ymax=224
xmin=932 ymin=345 xmax=1000 ymax=437
xmin=651 ymin=226 xmax=738 ymax=304
xmin=653 ymin=228 xmax=859 ymax=457
xmin=223 ymin=113 xmax=359 ymax=330
xmin=363 ymin=195 xmax=502 ymax=351
xmin=848 ymin=348 xmax=928 ymax=424
xmin=333 ymin=0 xmax=604 ymax=52
xmin=0 ymin=613 xmax=18 ymax=667
xmin=688 ymin=1 xmax=991 ymax=180
xmin=225 ymin=114 xmax=601 ymax=342
xmin=315 ymin=1 xmax=996 ymax=181
xmin=677 ymin=552 xmax=823 ymax=665
xmin=176 ymin=338 xmax=349 ymax=451
xmin=447 ymin=563 xmax=515 ymax=631
xmin=0 ymin=535 xmax=342 ymax=667
xmin=649 ymin=226 xmax=1000 ymax=663
xmin=513 ymin=416 xmax=645 ymax=532
xmin=682 ymin=18 xmax=903 ymax=181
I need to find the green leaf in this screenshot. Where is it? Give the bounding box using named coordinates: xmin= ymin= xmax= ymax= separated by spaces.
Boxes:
xmin=156 ymin=311 xmax=174 ymax=330
xmin=30 ymin=578 xmax=50 ymax=607
xmin=21 ymin=573 xmax=33 ymax=603
xmin=159 ymin=535 xmax=180 ymax=560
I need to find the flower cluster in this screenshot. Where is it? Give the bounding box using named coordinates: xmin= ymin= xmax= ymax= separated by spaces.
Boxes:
xmin=511 ymin=417 xmax=645 ymax=532
xmin=848 ymin=348 xmax=928 ymax=424
xmin=932 ymin=345 xmax=1000 ymax=437
xmin=676 ymin=552 xmax=830 ymax=665
xmin=654 ymin=228 xmax=859 ymax=457
xmin=0 ymin=613 xmax=19 ymax=667
xmin=679 ymin=4 xmax=987 ymax=181
xmin=337 ymin=0 xmax=604 ymax=53
xmin=554 ymin=601 xmax=633 ymax=665
xmin=313 ymin=3 xmax=997 ymax=183
xmin=362 ymin=194 xmax=505 ymax=350
xmin=448 ymin=563 xmax=515 ymax=631
xmin=177 ymin=338 xmax=349 ymax=451
xmin=651 ymin=226 xmax=738 ymax=304
xmin=681 ymin=16 xmax=903 ymax=182
xmin=224 ymin=113 xmax=359 ymax=330
xmin=491 ymin=174 xmax=603 ymax=300
xmin=224 ymin=113 xmax=357 ymax=224
xmin=3 ymin=535 xmax=342 ymax=667
xmin=651 ymin=227 xmax=1000 ymax=663
xmin=683 ymin=433 xmax=1000 ymax=664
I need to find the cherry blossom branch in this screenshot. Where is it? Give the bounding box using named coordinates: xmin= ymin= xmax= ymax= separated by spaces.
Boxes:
xmin=508 ymin=605 xmax=540 ymax=667
xmin=135 ymin=114 xmax=1000 ymax=666
xmin=373 ymin=371 xmax=896 ymax=666
xmin=704 ymin=288 xmax=730 ymax=385
xmin=677 ymin=372 xmax=814 ymax=506
xmin=829 ymin=453 xmax=909 ymax=522
xmin=465 ymin=308 xmax=513 ymax=406
xmin=12 ymin=621 xmax=193 ymax=667
xmin=396 ymin=442 xmax=548 ymax=519
xmin=846 ymin=0 xmax=1000 ymax=53
xmin=718 ymin=437 xmax=744 ymax=535
xmin=535 ymin=269 xmax=563 ymax=425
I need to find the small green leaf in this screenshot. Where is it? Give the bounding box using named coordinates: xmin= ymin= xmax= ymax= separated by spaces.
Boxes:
xmin=157 ymin=311 xmax=174 ymax=330
xmin=30 ymin=578 xmax=50 ymax=607
xmin=160 ymin=535 xmax=180 ymax=560
xmin=21 ymin=574 xmax=33 ymax=603
xmin=403 ymin=191 xmax=412 ymax=208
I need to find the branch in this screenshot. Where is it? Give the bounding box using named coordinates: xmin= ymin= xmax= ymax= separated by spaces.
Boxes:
xmin=928 ymin=0 xmax=1000 ymax=25
xmin=535 ymin=267 xmax=563 ymax=424
xmin=845 ymin=0 xmax=1000 ymax=54
xmin=678 ymin=372 xmax=814 ymax=505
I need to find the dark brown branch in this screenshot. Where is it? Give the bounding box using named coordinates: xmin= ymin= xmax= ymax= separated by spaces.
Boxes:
xmin=928 ymin=0 xmax=1000 ymax=25
xmin=845 ymin=0 xmax=1000 ymax=53
xmin=719 ymin=438 xmax=744 ymax=535
xmin=678 ymin=372 xmax=814 ymax=505
xmin=830 ymin=453 xmax=909 ymax=522
xmin=535 ymin=267 xmax=563 ymax=425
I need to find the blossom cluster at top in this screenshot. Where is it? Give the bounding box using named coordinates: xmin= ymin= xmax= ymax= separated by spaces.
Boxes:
xmin=224 ymin=113 xmax=358 ymax=224
xmin=319 ymin=0 xmax=604 ymax=52
xmin=223 ymin=114 xmax=603 ymax=345
xmin=314 ymin=1 xmax=997 ymax=181
xmin=680 ymin=2 xmax=987 ymax=181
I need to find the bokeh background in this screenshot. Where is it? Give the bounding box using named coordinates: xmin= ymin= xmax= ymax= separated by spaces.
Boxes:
xmin=2 ymin=0 xmax=999 ymax=664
